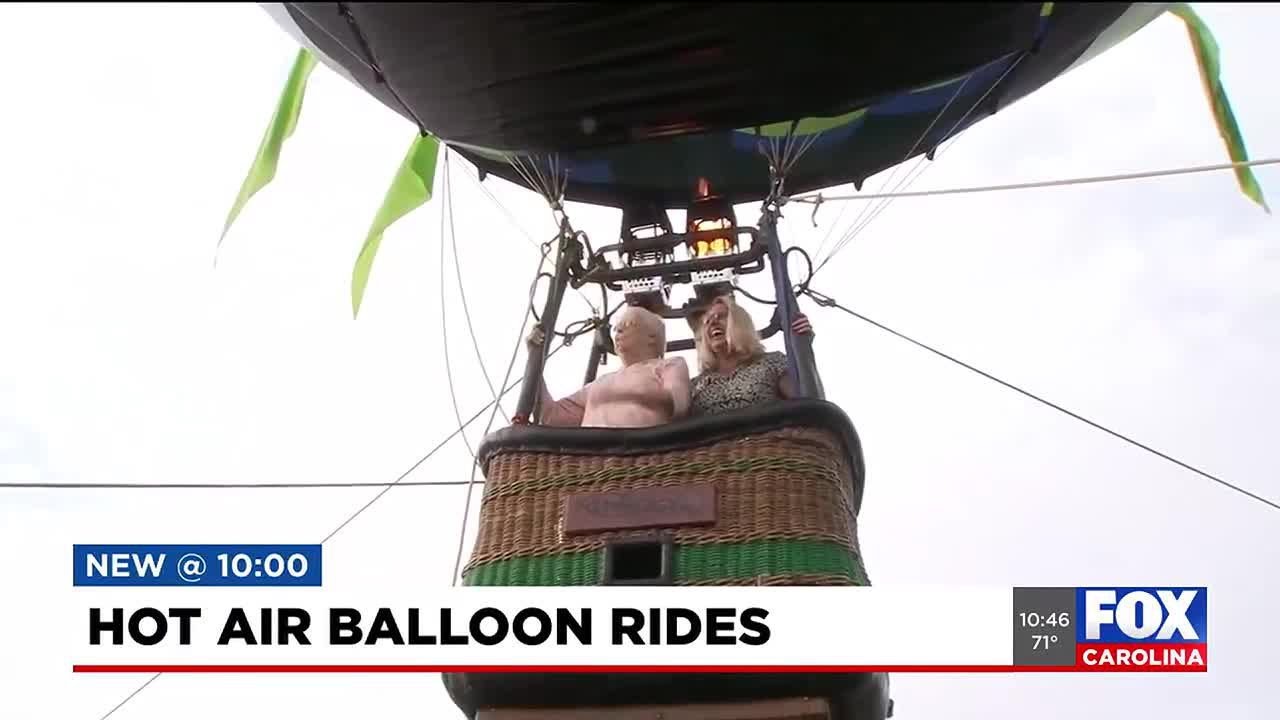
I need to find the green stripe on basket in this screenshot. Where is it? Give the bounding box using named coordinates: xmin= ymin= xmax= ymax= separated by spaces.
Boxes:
xmin=463 ymin=538 xmax=868 ymax=587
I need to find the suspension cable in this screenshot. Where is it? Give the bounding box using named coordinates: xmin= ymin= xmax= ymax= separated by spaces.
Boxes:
xmin=815 ymin=54 xmax=1029 ymax=276
xmin=814 ymin=70 xmax=977 ymax=264
xmin=789 ymin=157 xmax=1280 ymax=205
xmin=831 ymin=124 xmax=972 ymax=254
xmin=448 ymin=240 xmax=556 ymax=586
xmin=448 ymin=161 xmax=514 ymax=425
xmin=322 ymin=324 xmax=561 ymax=545
xmin=90 ymin=335 xmax=570 ymax=717
xmin=325 ymin=236 xmax=554 ymax=546
xmin=820 ymin=121 xmax=973 ymax=268
xmin=443 ymin=152 xmax=510 ymax=436
xmin=96 ymin=672 xmax=160 ymax=720
xmin=2 ymin=480 xmax=482 ymax=490
xmin=441 ymin=159 xmax=480 ymax=458
xmin=455 ymin=156 xmax=600 ymax=317
xmin=802 ymin=286 xmax=1280 ymax=514
xmin=95 ymin=123 xmax=584 ymax=720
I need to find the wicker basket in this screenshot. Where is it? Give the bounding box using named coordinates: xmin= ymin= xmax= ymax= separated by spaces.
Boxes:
xmin=476 ymin=697 xmax=831 ymax=720
xmin=462 ymin=424 xmax=869 ymax=588
xmin=444 ymin=401 xmax=887 ymax=720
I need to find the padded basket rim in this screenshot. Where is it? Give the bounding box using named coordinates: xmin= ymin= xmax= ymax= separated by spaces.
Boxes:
xmin=477 ymin=398 xmax=866 ymax=515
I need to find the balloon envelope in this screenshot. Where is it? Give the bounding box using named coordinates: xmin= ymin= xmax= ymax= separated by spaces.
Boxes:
xmin=265 ymin=2 xmax=1167 ymax=206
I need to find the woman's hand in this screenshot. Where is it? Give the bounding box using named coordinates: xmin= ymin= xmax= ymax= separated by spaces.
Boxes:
xmin=526 ymin=326 xmax=546 ymax=351
xmin=792 ymin=313 xmax=814 ymax=337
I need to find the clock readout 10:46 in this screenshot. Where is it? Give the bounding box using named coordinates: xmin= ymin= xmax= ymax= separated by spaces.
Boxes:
xmin=1019 ymin=612 xmax=1071 ymax=629
xmin=217 ymin=552 xmax=309 ymax=579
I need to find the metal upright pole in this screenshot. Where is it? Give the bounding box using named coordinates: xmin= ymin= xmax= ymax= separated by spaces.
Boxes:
xmin=760 ymin=208 xmax=823 ymax=400
xmin=514 ymin=231 xmax=577 ymax=423
xmin=582 ymin=322 xmax=611 ymax=385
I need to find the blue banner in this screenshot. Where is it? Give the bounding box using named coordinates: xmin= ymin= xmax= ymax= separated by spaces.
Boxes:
xmin=72 ymin=544 xmax=322 ymax=587
xmin=1075 ymin=587 xmax=1207 ymax=643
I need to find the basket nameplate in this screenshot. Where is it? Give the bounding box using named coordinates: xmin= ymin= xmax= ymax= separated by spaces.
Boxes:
xmin=563 ymin=484 xmax=717 ymax=535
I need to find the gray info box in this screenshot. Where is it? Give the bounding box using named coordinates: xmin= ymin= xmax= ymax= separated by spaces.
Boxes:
xmin=1012 ymin=587 xmax=1077 ymax=666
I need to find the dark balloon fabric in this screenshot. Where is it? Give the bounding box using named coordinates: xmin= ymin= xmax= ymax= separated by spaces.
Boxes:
xmin=275 ymin=2 xmax=1140 ymax=206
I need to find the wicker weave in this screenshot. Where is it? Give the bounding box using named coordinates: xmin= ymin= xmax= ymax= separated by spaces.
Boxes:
xmin=476 ymin=696 xmax=831 ymax=720
xmin=462 ymin=426 xmax=868 ymax=587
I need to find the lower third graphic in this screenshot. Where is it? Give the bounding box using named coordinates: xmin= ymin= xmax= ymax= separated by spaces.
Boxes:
xmin=73 ymin=544 xmax=322 ymax=587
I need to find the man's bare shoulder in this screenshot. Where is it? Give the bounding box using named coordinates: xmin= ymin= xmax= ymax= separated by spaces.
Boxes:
xmin=662 ymin=356 xmax=690 ymax=376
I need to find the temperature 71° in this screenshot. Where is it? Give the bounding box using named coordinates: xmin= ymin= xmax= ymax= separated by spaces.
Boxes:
xmin=1032 ymin=634 xmax=1060 ymax=651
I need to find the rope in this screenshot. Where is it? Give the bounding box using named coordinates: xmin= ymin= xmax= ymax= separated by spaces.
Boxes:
xmin=321 ymin=336 xmax=564 ymax=545
xmin=442 ymin=153 xmax=509 ymax=457
xmin=15 ymin=346 xmax=570 ymax=494
xmin=455 ymin=158 xmax=599 ymax=316
xmin=816 ymin=122 xmax=973 ymax=272
xmin=448 ymin=242 xmax=556 ymax=586
xmin=447 ymin=156 xmax=511 ymax=425
xmin=814 ymin=69 xmax=977 ymax=263
xmin=803 ymin=287 xmax=1280 ymax=514
xmin=790 ymin=157 xmax=1280 ymax=205
xmin=88 ymin=336 xmax=568 ymax=720
xmin=814 ymin=54 xmax=1028 ymax=275
xmin=441 ymin=157 xmax=479 ymax=459
xmin=335 ymin=3 xmax=429 ymax=136
xmin=92 ymin=132 xmax=581 ymax=720
xmin=97 ymin=672 xmax=161 ymax=720
xmin=2 ymin=480 xmax=481 ymax=490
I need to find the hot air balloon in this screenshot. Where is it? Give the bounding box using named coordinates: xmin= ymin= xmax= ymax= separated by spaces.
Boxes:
xmin=223 ymin=4 xmax=1265 ymax=719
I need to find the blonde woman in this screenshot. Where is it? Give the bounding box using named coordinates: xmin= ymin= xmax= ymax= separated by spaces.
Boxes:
xmin=688 ymin=294 xmax=813 ymax=416
xmin=526 ymin=304 xmax=690 ymax=428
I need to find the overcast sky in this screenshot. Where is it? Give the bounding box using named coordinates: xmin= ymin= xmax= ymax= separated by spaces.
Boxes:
xmin=1 ymin=3 xmax=1277 ymax=719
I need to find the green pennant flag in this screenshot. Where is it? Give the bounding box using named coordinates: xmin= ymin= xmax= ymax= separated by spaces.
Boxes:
xmin=351 ymin=133 xmax=442 ymax=317
xmin=1169 ymin=3 xmax=1269 ymax=213
xmin=219 ymin=48 xmax=319 ymax=250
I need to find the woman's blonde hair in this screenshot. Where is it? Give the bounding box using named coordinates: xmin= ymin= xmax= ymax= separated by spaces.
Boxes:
xmin=691 ymin=294 xmax=765 ymax=372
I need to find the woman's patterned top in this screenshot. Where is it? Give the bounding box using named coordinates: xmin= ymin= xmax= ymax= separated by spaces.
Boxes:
xmin=690 ymin=351 xmax=790 ymax=416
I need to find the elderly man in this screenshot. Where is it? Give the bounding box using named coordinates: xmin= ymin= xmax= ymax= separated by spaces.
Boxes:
xmin=526 ymin=304 xmax=690 ymax=428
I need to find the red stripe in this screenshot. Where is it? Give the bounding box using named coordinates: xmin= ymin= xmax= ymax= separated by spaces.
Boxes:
xmin=1075 ymin=642 xmax=1207 ymax=669
xmin=70 ymin=664 xmax=1198 ymax=674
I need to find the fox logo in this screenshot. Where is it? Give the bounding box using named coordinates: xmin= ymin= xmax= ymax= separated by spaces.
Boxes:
xmin=1081 ymin=588 xmax=1204 ymax=642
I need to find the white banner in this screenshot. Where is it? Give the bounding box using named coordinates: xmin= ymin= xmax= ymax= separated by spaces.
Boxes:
xmin=71 ymin=586 xmax=1011 ymax=669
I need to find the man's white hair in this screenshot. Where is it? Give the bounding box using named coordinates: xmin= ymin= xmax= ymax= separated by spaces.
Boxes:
xmin=615 ymin=304 xmax=666 ymax=358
